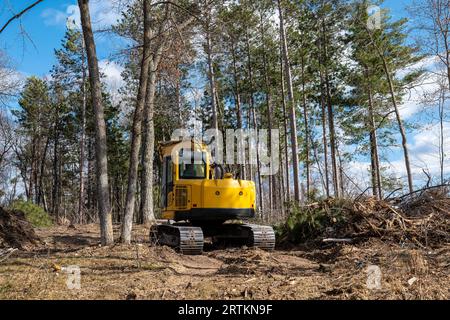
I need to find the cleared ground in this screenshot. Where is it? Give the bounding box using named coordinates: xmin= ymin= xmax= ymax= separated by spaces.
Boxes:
xmin=0 ymin=224 xmax=448 ymax=300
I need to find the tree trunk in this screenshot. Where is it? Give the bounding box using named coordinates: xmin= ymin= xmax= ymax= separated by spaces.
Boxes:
xmin=231 ymin=41 xmax=245 ymax=179
xmin=260 ymin=12 xmax=273 ymax=215
xmin=33 ymin=137 xmax=40 ymax=204
xmin=300 ymin=54 xmax=311 ymax=199
xmin=140 ymin=49 xmax=162 ymax=226
xmin=78 ymin=39 xmax=87 ymax=224
xmin=246 ymin=29 xmax=264 ymax=215
xmin=279 ymin=133 xmax=286 ymax=214
xmin=38 ymin=137 xmax=49 ymax=208
xmin=366 ymin=68 xmax=382 ymax=199
xmin=78 ymin=0 xmax=114 ymax=245
xmin=311 ymin=135 xmax=327 ymax=194
xmin=442 ymin=28 xmax=450 ymax=91
xmin=439 ymin=89 xmax=445 ymax=184
xmin=86 ymin=136 xmax=93 ymax=218
xmin=279 ymin=43 xmax=290 ymax=203
xmin=52 ymin=114 xmax=60 ymax=220
xmin=247 ymin=108 xmax=253 ymax=181
xmin=121 ymin=0 xmax=153 ymax=243
xmin=318 ymin=58 xmax=330 ymax=198
xmin=384 ymin=63 xmax=414 ymax=193
xmin=29 ymin=138 xmax=35 ymax=202
xmin=205 ymin=15 xmax=218 ymax=131
xmin=322 ymin=20 xmax=341 ymax=198
xmin=278 ymin=0 xmax=301 ymax=202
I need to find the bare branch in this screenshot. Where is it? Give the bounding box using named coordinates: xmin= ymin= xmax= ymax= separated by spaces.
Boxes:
xmin=0 ymin=0 xmax=44 ymax=34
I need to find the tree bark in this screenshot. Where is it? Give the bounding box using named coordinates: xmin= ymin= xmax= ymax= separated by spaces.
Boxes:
xmin=231 ymin=41 xmax=245 ymax=179
xmin=78 ymin=0 xmax=114 ymax=245
xmin=78 ymin=39 xmax=87 ymax=224
xmin=278 ymin=0 xmax=301 ymax=202
xmin=322 ymin=20 xmax=341 ymax=198
xmin=29 ymin=137 xmax=36 ymax=203
xmin=139 ymin=73 xmax=156 ymax=225
xmin=384 ymin=63 xmax=414 ymax=193
xmin=121 ymin=0 xmax=153 ymax=243
xmin=205 ymin=10 xmax=218 ymax=131
xmin=38 ymin=136 xmax=49 ymax=208
xmin=279 ymin=43 xmax=290 ymax=203
xmin=439 ymin=89 xmax=445 ymax=184
xmin=260 ymin=12 xmax=273 ymax=215
xmin=318 ymin=53 xmax=330 ymax=198
xmin=140 ymin=44 xmax=163 ymax=225
xmin=300 ymin=54 xmax=311 ymax=199
xmin=246 ymin=29 xmax=264 ymax=214
xmin=366 ymin=67 xmax=382 ymax=199
xmin=52 ymin=107 xmax=60 ymax=220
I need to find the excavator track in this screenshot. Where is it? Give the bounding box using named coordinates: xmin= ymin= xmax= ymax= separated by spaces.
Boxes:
xmin=243 ymin=224 xmax=276 ymax=251
xmin=211 ymin=223 xmax=276 ymax=251
xmin=151 ymin=224 xmax=204 ymax=255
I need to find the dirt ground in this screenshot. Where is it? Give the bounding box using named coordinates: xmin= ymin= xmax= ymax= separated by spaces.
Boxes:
xmin=0 ymin=224 xmax=448 ymax=300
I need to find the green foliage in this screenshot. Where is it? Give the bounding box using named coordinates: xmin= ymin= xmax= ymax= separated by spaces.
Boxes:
xmin=14 ymin=76 xmax=51 ymax=133
xmin=276 ymin=199 xmax=348 ymax=244
xmin=9 ymin=200 xmax=53 ymax=228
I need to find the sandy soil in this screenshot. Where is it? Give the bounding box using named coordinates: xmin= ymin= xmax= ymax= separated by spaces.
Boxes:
xmin=0 ymin=224 xmax=448 ymax=300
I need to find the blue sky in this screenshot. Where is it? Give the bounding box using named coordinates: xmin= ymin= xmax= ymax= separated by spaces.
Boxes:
xmin=1 ymin=0 xmax=448 ymax=190
xmin=1 ymin=0 xmax=75 ymax=77
xmin=0 ymin=0 xmax=125 ymax=77
xmin=0 ymin=0 xmax=409 ymax=77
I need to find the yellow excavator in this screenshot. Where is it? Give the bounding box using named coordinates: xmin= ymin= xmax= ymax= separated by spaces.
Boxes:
xmin=150 ymin=139 xmax=275 ymax=255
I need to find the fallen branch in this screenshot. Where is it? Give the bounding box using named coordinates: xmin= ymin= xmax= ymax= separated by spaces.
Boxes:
xmin=0 ymin=248 xmax=18 ymax=263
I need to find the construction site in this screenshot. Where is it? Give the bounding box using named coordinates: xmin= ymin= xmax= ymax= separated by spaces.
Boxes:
xmin=1 ymin=185 xmax=448 ymax=300
xmin=1 ymin=0 xmax=450 ymax=303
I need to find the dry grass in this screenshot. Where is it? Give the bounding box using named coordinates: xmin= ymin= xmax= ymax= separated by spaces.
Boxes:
xmin=0 ymin=224 xmax=448 ymax=300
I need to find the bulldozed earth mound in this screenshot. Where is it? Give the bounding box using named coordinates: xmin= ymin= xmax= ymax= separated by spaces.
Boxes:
xmin=278 ymin=186 xmax=450 ymax=248
xmin=0 ymin=206 xmax=41 ymax=250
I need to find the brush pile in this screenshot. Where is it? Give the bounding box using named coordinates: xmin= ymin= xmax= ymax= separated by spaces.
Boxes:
xmin=278 ymin=185 xmax=450 ymax=248
xmin=0 ymin=206 xmax=41 ymax=250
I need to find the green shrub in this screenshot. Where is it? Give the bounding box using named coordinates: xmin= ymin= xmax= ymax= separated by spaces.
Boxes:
xmin=9 ymin=201 xmax=53 ymax=228
xmin=276 ymin=199 xmax=349 ymax=244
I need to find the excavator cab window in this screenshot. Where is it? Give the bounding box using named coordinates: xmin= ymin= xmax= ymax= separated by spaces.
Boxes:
xmin=178 ymin=149 xmax=206 ymax=180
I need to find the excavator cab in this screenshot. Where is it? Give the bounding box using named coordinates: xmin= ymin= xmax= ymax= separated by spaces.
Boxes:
xmin=161 ymin=147 xmax=207 ymax=208
xmin=153 ymin=140 xmax=275 ymax=255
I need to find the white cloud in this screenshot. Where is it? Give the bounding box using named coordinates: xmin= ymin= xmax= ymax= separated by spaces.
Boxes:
xmin=99 ymin=59 xmax=124 ymax=92
xmin=408 ymin=121 xmax=450 ymax=174
xmin=41 ymin=1 xmax=122 ymax=30
xmin=348 ymin=120 xmax=450 ymax=189
xmin=41 ymin=8 xmax=68 ymax=26
xmin=397 ymin=56 xmax=447 ymax=119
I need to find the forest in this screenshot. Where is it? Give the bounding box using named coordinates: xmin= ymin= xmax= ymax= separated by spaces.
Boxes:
xmin=0 ymin=0 xmax=449 ymax=301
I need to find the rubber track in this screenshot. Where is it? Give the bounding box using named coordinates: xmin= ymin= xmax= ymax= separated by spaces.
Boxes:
xmin=178 ymin=226 xmax=204 ymax=255
xmin=153 ymin=225 xmax=204 ymax=255
xmin=243 ymin=224 xmax=276 ymax=251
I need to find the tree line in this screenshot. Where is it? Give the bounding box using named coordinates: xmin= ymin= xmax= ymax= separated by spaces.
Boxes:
xmin=0 ymin=0 xmax=448 ymax=245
